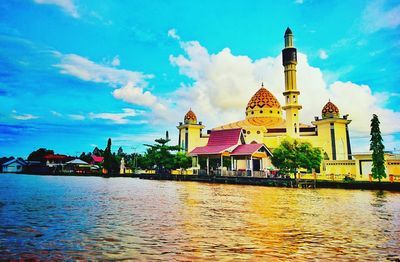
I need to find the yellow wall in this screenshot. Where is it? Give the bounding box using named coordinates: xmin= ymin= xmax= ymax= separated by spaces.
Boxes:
xmin=178 ymin=124 xmax=205 ymax=153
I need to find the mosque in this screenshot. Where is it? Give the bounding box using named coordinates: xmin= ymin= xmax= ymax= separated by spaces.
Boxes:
xmin=176 ymin=28 xmax=400 ymax=181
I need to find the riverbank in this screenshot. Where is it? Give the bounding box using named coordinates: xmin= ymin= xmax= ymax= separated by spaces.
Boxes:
xmin=139 ymin=174 xmax=400 ymax=191
xmin=1 ymin=172 xmax=140 ymax=178
xmin=2 ymin=172 xmax=399 ymax=191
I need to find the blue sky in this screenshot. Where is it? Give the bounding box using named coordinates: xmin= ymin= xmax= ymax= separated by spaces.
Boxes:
xmin=0 ymin=0 xmax=399 ymax=157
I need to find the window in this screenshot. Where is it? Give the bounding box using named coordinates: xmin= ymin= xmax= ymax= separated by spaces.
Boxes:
xmin=260 ymin=110 xmax=263 ymax=114
xmin=257 ymin=131 xmax=260 ymax=134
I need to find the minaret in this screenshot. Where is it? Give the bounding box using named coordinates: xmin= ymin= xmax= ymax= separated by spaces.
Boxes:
xmin=282 ymin=27 xmax=302 ymax=137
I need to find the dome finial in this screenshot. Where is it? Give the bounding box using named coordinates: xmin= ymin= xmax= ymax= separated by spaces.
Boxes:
xmin=285 ymin=27 xmax=293 ymax=36
xmin=322 ymin=100 xmax=340 ymax=119
xmin=184 ymin=108 xmax=197 ymax=124
xmin=261 ymin=82 xmax=264 ymax=87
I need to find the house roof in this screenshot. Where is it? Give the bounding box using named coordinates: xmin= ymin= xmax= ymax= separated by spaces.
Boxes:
xmin=189 ymin=128 xmax=242 ymax=156
xmin=66 ymin=159 xmax=89 ymax=165
xmin=206 ymin=128 xmax=242 ymax=146
xmin=44 ymin=154 xmax=69 ymax=160
xmin=2 ymin=158 xmax=27 ymax=167
xmin=230 ymin=144 xmax=264 ymax=156
xmin=190 ymin=145 xmax=236 ymax=155
xmin=92 ymin=155 xmax=104 ymax=162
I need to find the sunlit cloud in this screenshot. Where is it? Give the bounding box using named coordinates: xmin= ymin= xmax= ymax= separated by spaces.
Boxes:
xmin=68 ymin=114 xmax=85 ymax=120
xmin=89 ymin=108 xmax=145 ymax=124
xmin=319 ymin=49 xmax=328 ymax=60
xmin=165 ymin=30 xmax=400 ymax=152
xmin=33 ymin=0 xmax=79 ymax=18
xmin=362 ymin=0 xmax=400 ymax=33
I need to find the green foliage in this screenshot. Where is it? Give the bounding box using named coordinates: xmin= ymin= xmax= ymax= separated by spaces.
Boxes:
xmin=103 ymin=138 xmax=113 ymax=173
xmin=370 ymin=114 xmax=386 ymax=182
xmin=28 ymin=148 xmax=54 ymax=162
xmin=271 ymin=138 xmax=322 ymax=177
xmin=92 ymin=147 xmax=104 ymax=157
xmin=117 ymin=147 xmax=124 ymax=156
xmin=79 ymin=152 xmax=92 ymax=163
xmin=143 ymin=136 xmax=180 ymax=171
xmin=174 ymin=152 xmax=192 ymax=169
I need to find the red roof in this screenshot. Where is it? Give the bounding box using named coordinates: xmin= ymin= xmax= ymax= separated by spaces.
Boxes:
xmin=189 ymin=128 xmax=242 ymax=155
xmin=44 ymin=154 xmax=68 ymax=159
xmin=230 ymin=144 xmax=264 ymax=156
xmin=92 ymin=155 xmax=104 ymax=162
xmin=207 ymin=128 xmax=242 ymax=146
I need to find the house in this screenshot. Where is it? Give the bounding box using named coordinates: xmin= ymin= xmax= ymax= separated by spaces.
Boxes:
xmin=2 ymin=158 xmax=27 ymax=173
xmin=91 ymin=155 xmax=104 ymax=165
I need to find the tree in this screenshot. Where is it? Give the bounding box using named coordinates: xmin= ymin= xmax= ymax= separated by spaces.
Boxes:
xmin=174 ymin=152 xmax=192 ymax=169
xmin=370 ymin=114 xmax=386 ymax=182
xmin=143 ymin=132 xmax=180 ymax=172
xmin=79 ymin=152 xmax=92 ymax=163
xmin=103 ymin=138 xmax=112 ymax=174
xmin=117 ymin=147 xmax=124 ymax=156
xmin=92 ymin=147 xmax=102 ymax=156
xmin=271 ymin=138 xmax=322 ymax=179
xmin=28 ymin=148 xmax=54 ymax=162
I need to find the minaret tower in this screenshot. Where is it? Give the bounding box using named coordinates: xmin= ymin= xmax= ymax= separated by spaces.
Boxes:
xmin=282 ymin=27 xmax=302 ymax=137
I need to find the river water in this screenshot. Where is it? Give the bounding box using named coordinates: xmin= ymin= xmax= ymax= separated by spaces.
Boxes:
xmin=0 ymin=174 xmax=399 ymax=260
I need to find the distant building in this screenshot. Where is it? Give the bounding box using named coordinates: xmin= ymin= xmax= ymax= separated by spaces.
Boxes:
xmin=91 ymin=155 xmax=104 ymax=165
xmin=2 ymin=158 xmax=27 ymax=173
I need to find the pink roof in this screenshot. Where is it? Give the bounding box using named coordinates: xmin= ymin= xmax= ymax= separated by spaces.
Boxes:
xmin=189 ymin=128 xmax=242 ymax=155
xmin=92 ymin=155 xmax=104 ymax=162
xmin=207 ymin=128 xmax=242 ymax=146
xmin=230 ymin=144 xmax=264 ymax=156
xmin=190 ymin=145 xmax=233 ymax=155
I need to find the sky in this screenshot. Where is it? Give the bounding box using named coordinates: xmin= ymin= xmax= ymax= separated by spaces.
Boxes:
xmin=0 ymin=0 xmax=399 ymax=158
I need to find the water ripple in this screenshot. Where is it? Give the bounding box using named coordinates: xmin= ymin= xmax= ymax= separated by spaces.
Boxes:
xmin=0 ymin=174 xmax=399 ymax=260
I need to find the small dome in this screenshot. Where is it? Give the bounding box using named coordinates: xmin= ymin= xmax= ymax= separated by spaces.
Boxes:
xmin=246 ymin=85 xmax=282 ymax=119
xmin=184 ymin=109 xmax=197 ymax=124
xmin=322 ymin=101 xmax=340 ymax=118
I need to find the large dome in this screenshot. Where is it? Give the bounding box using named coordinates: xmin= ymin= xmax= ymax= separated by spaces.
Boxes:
xmin=322 ymin=101 xmax=339 ymax=119
xmin=245 ymin=85 xmax=282 ymax=119
xmin=184 ymin=109 xmax=197 ymax=124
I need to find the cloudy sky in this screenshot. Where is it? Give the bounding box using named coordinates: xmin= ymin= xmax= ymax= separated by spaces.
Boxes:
xmin=0 ymin=0 xmax=399 ymax=157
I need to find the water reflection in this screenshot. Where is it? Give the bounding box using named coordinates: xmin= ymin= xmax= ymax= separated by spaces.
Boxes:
xmin=0 ymin=174 xmax=399 ymax=260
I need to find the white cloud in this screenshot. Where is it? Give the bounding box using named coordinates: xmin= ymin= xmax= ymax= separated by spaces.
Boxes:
xmin=319 ymin=49 xmax=328 ymax=59
xmin=168 ymin=28 xmax=180 ymax=40
xmin=68 ymin=114 xmax=85 ymax=120
xmin=295 ymin=0 xmax=304 ymax=4
xmin=112 ymin=82 xmax=157 ymax=107
xmin=89 ymin=108 xmax=145 ymax=124
xmin=51 ymin=110 xmax=62 ymax=117
xmin=111 ymin=56 xmax=120 ymax=66
xmin=362 ymin=0 xmax=400 ymax=33
xmin=54 ymin=53 xmax=153 ymax=87
xmin=12 ymin=113 xmax=39 ymax=120
xmin=34 ymin=0 xmax=79 ymax=18
xmin=54 ymin=52 xmax=159 ymax=107
xmin=166 ymin=31 xmax=400 ymax=145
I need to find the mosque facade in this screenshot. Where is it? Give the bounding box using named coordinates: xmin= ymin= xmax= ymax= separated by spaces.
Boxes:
xmin=176 ymin=28 xmax=400 ymax=181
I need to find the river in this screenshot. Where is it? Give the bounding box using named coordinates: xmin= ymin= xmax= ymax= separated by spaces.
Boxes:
xmin=0 ymin=174 xmax=399 ymax=260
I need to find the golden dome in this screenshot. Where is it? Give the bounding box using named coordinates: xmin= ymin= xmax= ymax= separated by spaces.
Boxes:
xmin=245 ymin=85 xmax=282 ymax=119
xmin=322 ymin=101 xmax=340 ymax=118
xmin=184 ymin=109 xmax=197 ymax=124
